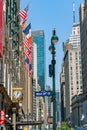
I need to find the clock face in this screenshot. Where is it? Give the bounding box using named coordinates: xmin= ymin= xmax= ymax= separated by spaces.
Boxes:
xmin=13 ymin=90 xmax=22 ymax=99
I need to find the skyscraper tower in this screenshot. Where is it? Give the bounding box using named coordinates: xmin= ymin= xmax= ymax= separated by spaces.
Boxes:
xmin=69 ymin=23 xmax=80 ymax=48
xmin=32 ymin=30 xmax=45 ymax=90
xmin=80 ymin=1 xmax=87 ymax=125
xmin=60 ymin=62 xmax=66 ymax=121
xmin=63 ymin=23 xmax=83 ymax=121
xmin=32 ymin=43 xmax=37 ymax=121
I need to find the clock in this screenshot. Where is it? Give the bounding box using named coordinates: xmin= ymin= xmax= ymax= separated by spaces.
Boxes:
xmin=13 ymin=90 xmax=23 ymax=101
xmin=13 ymin=90 xmax=22 ymax=98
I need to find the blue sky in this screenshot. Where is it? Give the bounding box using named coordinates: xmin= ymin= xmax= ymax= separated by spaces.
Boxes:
xmin=20 ymin=0 xmax=84 ymax=90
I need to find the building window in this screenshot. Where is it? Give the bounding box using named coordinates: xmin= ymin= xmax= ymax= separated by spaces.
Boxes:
xmin=77 ymin=81 xmax=79 ymax=84
xmin=71 ymin=82 xmax=73 ymax=85
xmin=73 ymin=31 xmax=75 ymax=34
xmin=80 ymin=86 xmax=83 ymax=89
xmin=70 ymin=52 xmax=72 ymax=55
xmin=71 ymin=87 xmax=73 ymax=90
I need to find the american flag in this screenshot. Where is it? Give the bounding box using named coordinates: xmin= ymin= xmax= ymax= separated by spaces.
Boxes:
xmin=25 ymin=50 xmax=32 ymax=64
xmin=23 ymin=40 xmax=32 ymax=52
xmin=25 ymin=64 xmax=29 ymax=71
xmin=29 ymin=64 xmax=32 ymax=76
xmin=25 ymin=64 xmax=32 ymax=76
xmin=18 ymin=5 xmax=28 ymax=21
xmin=24 ymin=58 xmax=29 ymax=64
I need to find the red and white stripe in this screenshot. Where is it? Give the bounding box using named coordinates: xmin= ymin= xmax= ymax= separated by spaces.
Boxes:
xmin=18 ymin=10 xmax=28 ymax=20
xmin=23 ymin=40 xmax=32 ymax=52
xmin=25 ymin=64 xmax=29 ymax=71
xmin=25 ymin=50 xmax=32 ymax=64
xmin=25 ymin=64 xmax=32 ymax=76
xmin=29 ymin=70 xmax=32 ymax=76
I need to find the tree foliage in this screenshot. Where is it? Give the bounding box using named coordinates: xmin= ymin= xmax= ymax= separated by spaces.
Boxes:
xmin=58 ymin=121 xmax=71 ymax=130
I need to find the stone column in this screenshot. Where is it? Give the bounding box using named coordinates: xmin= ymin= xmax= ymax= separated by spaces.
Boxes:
xmin=3 ymin=126 xmax=6 ymax=130
xmin=12 ymin=107 xmax=16 ymax=130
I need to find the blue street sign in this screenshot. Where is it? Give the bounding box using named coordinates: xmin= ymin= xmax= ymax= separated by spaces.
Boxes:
xmin=35 ymin=91 xmax=52 ymax=97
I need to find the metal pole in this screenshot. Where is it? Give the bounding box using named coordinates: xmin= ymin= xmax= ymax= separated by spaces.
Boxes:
xmin=49 ymin=29 xmax=58 ymax=130
xmin=12 ymin=108 xmax=16 ymax=130
xmin=12 ymin=112 xmax=16 ymax=130
xmin=52 ymin=43 xmax=56 ymax=130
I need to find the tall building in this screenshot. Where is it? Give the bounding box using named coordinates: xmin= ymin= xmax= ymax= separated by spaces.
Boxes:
xmin=32 ymin=41 xmax=46 ymax=130
xmin=60 ymin=62 xmax=66 ymax=121
xmin=56 ymin=91 xmax=61 ymax=124
xmin=80 ymin=0 xmax=87 ymax=125
xmin=32 ymin=43 xmax=37 ymax=121
xmin=0 ymin=0 xmax=26 ymax=129
xmin=69 ymin=24 xmax=80 ymax=48
xmin=46 ymin=85 xmax=52 ymax=129
xmin=46 ymin=86 xmax=52 ymax=118
xmin=32 ymin=30 xmax=45 ymax=90
xmin=0 ymin=1 xmax=34 ymax=129
xmin=63 ymin=23 xmax=83 ymax=121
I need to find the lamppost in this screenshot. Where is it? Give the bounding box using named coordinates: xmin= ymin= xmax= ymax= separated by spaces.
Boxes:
xmin=49 ymin=29 xmax=58 ymax=130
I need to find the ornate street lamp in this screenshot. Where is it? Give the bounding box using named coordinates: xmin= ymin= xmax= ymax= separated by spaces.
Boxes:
xmin=49 ymin=29 xmax=58 ymax=130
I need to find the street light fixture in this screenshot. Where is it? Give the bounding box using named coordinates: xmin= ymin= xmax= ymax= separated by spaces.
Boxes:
xmin=51 ymin=29 xmax=58 ymax=44
xmin=49 ymin=28 xmax=59 ymax=130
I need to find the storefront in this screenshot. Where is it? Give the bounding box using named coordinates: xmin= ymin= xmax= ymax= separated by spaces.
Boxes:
xmin=0 ymin=84 xmax=19 ymax=130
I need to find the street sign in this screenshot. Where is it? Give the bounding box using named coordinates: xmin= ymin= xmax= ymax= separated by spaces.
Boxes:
xmin=35 ymin=91 xmax=52 ymax=97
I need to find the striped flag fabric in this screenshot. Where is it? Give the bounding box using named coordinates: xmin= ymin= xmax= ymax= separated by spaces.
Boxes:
xmin=25 ymin=64 xmax=29 ymax=72
xmin=29 ymin=64 xmax=32 ymax=75
xmin=18 ymin=5 xmax=28 ymax=22
xmin=25 ymin=50 xmax=32 ymax=64
xmin=23 ymin=40 xmax=32 ymax=52
xmin=25 ymin=64 xmax=32 ymax=76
